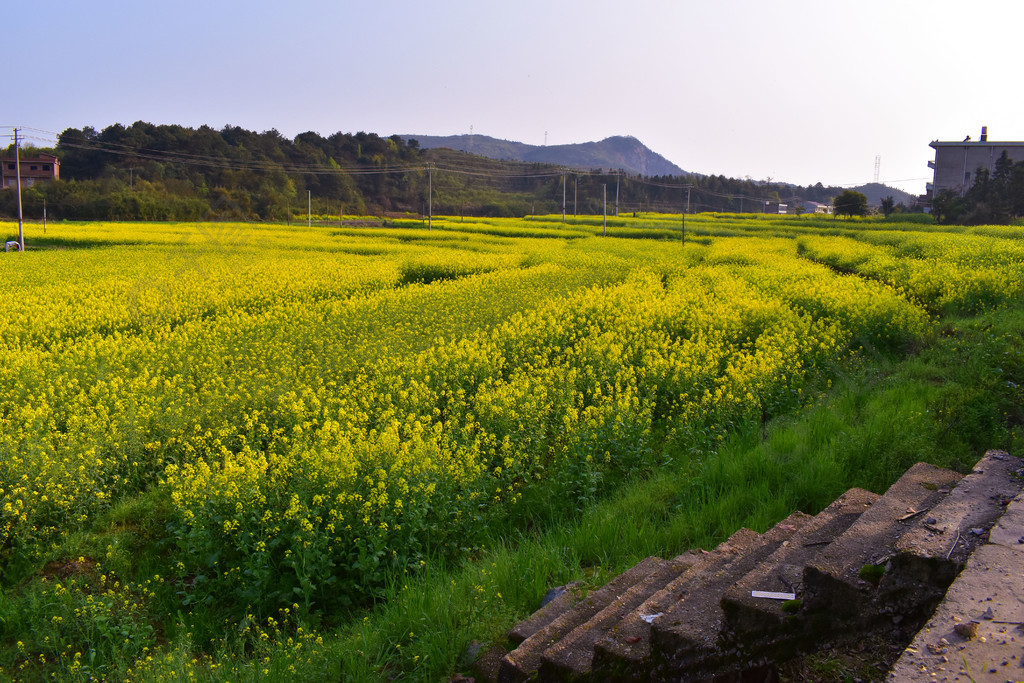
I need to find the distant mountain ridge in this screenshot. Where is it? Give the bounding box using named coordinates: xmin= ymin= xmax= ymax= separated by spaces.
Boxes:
xmin=402 ymin=134 xmax=686 ymax=177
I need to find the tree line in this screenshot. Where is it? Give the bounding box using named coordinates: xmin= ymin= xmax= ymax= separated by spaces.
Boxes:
xmin=2 ymin=121 xmax=858 ymax=222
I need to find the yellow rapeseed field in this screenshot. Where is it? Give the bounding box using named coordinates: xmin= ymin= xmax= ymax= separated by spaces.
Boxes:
xmin=1 ymin=214 xmax=1021 ymax=680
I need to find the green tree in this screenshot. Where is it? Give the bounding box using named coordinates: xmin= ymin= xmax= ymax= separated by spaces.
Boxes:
xmin=880 ymin=195 xmax=895 ymax=218
xmin=931 ymin=189 xmax=964 ymax=225
xmin=1011 ymin=163 xmax=1024 ymax=218
xmin=833 ymin=190 xmax=868 ymax=218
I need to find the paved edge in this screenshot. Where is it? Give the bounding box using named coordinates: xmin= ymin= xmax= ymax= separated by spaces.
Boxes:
xmin=887 ymin=492 xmax=1024 ymax=682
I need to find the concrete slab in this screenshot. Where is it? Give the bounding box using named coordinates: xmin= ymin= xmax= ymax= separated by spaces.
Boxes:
xmin=989 ymin=491 xmax=1024 ymax=550
xmin=721 ymin=488 xmax=879 ymax=659
xmin=591 ymin=528 xmax=764 ymax=680
xmin=895 ymin=451 xmax=1023 ymax=564
xmin=887 ymin=542 xmax=1024 ymax=682
xmin=508 ymin=582 xmax=583 ymax=645
xmin=802 ymin=462 xmax=963 ymax=625
xmin=650 ymin=512 xmax=814 ymax=678
xmin=497 ymin=556 xmax=664 ymax=683
xmin=879 ymin=452 xmax=1024 ymax=628
xmin=539 ymin=550 xmax=703 ymax=680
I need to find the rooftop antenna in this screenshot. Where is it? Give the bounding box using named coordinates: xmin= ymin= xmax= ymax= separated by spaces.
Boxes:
xmin=544 ymin=131 xmax=548 ymax=146
xmin=874 ymin=155 xmax=881 ymax=183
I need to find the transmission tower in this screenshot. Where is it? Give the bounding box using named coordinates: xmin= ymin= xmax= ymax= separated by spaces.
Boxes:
xmin=873 ymin=155 xmax=881 ymax=183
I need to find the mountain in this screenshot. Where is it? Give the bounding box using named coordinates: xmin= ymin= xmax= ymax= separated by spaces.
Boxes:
xmin=402 ymin=134 xmax=686 ymax=177
xmin=848 ymin=182 xmax=914 ymax=207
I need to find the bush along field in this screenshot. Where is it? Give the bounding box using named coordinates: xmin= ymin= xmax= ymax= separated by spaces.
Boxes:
xmin=0 ymin=214 xmax=1021 ymax=681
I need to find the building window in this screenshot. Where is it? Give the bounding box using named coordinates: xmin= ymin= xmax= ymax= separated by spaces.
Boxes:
xmin=29 ymin=165 xmax=38 ymax=171
xmin=42 ymin=164 xmax=51 ymax=171
xmin=6 ymin=164 xmax=12 ymax=170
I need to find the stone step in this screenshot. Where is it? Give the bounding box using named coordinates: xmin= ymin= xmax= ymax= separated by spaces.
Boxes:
xmin=508 ymin=582 xmax=583 ymax=646
xmin=886 ymin=490 xmax=1024 ymax=681
xmin=720 ymin=487 xmax=880 ymax=662
xmin=878 ymin=450 xmax=1024 ymax=621
xmin=497 ymin=556 xmax=665 ymax=683
xmin=479 ymin=453 xmax=1024 ymax=683
xmin=587 ymin=528 xmax=763 ymax=680
xmin=591 ymin=518 xmax=807 ymax=681
xmin=537 ymin=549 xmax=704 ymax=681
xmin=800 ymin=462 xmax=963 ymax=631
xmin=648 ymin=512 xmax=815 ymax=679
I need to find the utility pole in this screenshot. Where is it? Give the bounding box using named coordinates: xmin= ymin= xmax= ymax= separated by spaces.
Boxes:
xmin=308 ymin=190 xmax=312 ymax=227
xmin=681 ymin=185 xmax=686 ymax=244
xmin=573 ymin=175 xmax=578 ymax=217
xmin=562 ymin=172 xmax=566 ymax=223
xmin=427 ymin=164 xmax=433 ymax=231
xmin=602 ymin=184 xmax=607 ymax=236
xmin=43 ymin=197 xmax=47 ymax=234
xmin=14 ymin=128 xmax=24 ymax=251
xmin=615 ymin=175 xmax=619 ymax=216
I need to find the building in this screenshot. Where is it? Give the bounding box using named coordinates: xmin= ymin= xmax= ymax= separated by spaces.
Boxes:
xmin=927 ymin=126 xmax=1024 ymax=201
xmin=801 ymin=201 xmax=832 ymax=214
xmin=1 ymin=153 xmax=60 ymax=189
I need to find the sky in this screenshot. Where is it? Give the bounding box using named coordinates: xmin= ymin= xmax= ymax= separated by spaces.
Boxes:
xmin=7 ymin=0 xmax=1024 ymax=196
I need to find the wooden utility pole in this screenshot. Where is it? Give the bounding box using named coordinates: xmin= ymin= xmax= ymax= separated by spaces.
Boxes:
xmin=15 ymin=128 xmax=24 ymax=251
xmin=602 ymin=184 xmax=607 ymax=236
xmin=428 ymin=164 xmax=433 ymax=231
xmin=573 ymin=175 xmax=578 ymax=217
xmin=681 ymin=185 xmax=686 ymax=244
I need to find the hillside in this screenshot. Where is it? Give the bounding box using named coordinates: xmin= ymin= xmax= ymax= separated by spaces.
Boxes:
xmin=403 ymin=133 xmax=686 ymax=177
xmin=852 ymin=182 xmax=914 ymax=207
xmin=407 ymin=133 xmax=911 ymax=208
xmin=0 ymin=121 xmax=921 ymax=221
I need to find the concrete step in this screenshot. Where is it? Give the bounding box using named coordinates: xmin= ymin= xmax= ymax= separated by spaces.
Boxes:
xmin=588 ymin=528 xmax=764 ymax=680
xmin=878 ymin=450 xmax=1024 ymax=623
xmin=508 ymin=582 xmax=583 ymax=646
xmin=648 ymin=512 xmax=815 ymax=679
xmin=591 ymin=517 xmax=809 ymax=681
xmin=800 ymin=462 xmax=963 ymax=632
xmin=481 ymin=452 xmax=1024 ymax=683
xmin=497 ymin=556 xmax=665 ymax=683
xmin=537 ymin=550 xmax=704 ymax=680
xmin=720 ymin=487 xmax=879 ymax=662
xmin=887 ymin=489 xmax=1024 ymax=681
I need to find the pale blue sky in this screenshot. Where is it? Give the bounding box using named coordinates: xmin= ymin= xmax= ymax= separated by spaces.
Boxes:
xmin=8 ymin=0 xmax=1024 ymax=194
